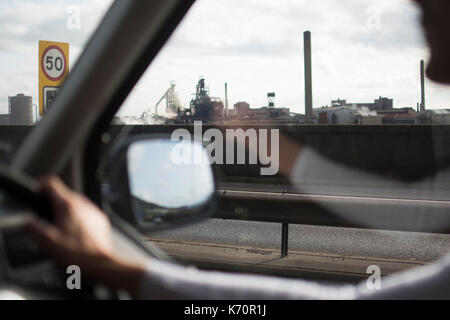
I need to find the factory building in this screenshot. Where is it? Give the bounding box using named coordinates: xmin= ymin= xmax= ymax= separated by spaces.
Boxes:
xmin=233 ymin=102 xmax=250 ymax=115
xmin=419 ymin=109 xmax=450 ymax=124
xmin=373 ymin=97 xmax=394 ymax=111
xmin=231 ymin=102 xmax=291 ymax=122
xmin=379 ymin=112 xmax=419 ymax=124
xmin=314 ymin=105 xmax=377 ymax=124
xmin=314 ymin=97 xmax=400 ymax=124
xmin=4 ymin=94 xmax=35 ymax=126
xmin=328 ymin=97 xmax=393 ymax=111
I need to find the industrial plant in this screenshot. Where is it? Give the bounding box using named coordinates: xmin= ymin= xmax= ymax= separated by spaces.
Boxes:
xmin=5 ymin=31 xmax=450 ymax=127
xmin=112 ymin=31 xmax=450 ymax=126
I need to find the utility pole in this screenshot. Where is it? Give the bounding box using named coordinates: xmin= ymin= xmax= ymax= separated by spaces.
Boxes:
xmin=420 ymin=59 xmax=426 ymax=112
xmin=304 ymin=31 xmax=313 ymax=121
xmin=225 ymin=82 xmax=229 ymax=118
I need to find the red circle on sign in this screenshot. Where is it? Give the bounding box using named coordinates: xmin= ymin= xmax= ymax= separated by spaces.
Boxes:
xmin=41 ymin=45 xmax=67 ymax=82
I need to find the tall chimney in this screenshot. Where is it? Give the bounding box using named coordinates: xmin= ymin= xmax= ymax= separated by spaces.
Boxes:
xmin=304 ymin=31 xmax=313 ymax=121
xmin=225 ymin=82 xmax=229 ymax=118
xmin=420 ymin=59 xmax=426 ymax=112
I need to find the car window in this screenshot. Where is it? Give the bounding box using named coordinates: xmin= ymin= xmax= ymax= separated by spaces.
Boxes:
xmin=117 ymin=0 xmax=450 ymax=120
xmin=107 ymin=0 xmax=450 ymax=280
xmin=0 ymin=0 xmax=114 ymax=164
xmin=112 ymin=0 xmax=450 ymax=198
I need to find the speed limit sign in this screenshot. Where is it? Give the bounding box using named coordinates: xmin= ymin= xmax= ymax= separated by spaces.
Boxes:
xmin=39 ymin=41 xmax=69 ymax=116
xmin=41 ymin=46 xmax=67 ymax=81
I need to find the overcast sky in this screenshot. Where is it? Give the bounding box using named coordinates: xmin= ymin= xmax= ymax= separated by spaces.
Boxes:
xmin=1 ymin=0 xmax=450 ymax=116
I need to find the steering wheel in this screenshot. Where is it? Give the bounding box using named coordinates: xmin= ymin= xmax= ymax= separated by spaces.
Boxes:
xmin=0 ymin=166 xmax=53 ymax=226
xmin=0 ymin=166 xmax=109 ymax=299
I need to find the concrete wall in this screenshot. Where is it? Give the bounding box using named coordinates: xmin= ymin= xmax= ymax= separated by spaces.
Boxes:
xmin=2 ymin=125 xmax=450 ymax=184
xmin=104 ymin=125 xmax=450 ymax=183
xmin=0 ymin=126 xmax=33 ymax=164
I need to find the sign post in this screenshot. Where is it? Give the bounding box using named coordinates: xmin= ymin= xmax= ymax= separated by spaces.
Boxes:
xmin=39 ymin=41 xmax=69 ymax=116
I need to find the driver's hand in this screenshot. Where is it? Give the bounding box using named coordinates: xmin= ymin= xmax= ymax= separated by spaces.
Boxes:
xmin=27 ymin=177 xmax=146 ymax=296
xmin=28 ymin=177 xmax=113 ymax=267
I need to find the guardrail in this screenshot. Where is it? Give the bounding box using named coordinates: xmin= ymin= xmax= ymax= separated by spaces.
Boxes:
xmin=215 ymin=189 xmax=450 ymax=231
xmin=214 ymin=188 xmax=450 ymax=257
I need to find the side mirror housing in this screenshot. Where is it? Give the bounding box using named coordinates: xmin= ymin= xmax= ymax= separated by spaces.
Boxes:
xmin=105 ymin=135 xmax=216 ymax=231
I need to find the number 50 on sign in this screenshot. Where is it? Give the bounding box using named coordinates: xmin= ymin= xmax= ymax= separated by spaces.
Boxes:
xmin=39 ymin=41 xmax=69 ymax=116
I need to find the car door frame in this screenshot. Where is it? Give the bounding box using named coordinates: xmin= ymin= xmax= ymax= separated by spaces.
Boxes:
xmin=12 ymin=0 xmax=196 ymax=202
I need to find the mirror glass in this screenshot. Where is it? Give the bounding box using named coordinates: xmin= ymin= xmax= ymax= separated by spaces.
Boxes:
xmin=127 ymin=139 xmax=215 ymax=227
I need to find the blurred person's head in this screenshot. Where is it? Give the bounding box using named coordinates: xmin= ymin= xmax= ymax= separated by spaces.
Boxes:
xmin=413 ymin=0 xmax=450 ymax=83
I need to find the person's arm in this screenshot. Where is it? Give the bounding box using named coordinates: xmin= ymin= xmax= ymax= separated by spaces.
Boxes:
xmin=137 ymin=255 xmax=358 ymax=299
xmin=26 ymin=177 xmax=355 ymax=300
xmin=138 ymin=252 xmax=450 ymax=300
xmin=27 ymin=177 xmax=450 ymax=300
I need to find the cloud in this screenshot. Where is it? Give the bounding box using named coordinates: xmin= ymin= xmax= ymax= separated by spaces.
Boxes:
xmin=121 ymin=0 xmax=441 ymax=115
xmin=0 ymin=0 xmax=113 ymax=112
xmin=1 ymin=0 xmax=450 ymax=117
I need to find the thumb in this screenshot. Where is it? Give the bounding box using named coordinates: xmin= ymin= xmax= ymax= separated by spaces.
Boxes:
xmin=40 ymin=177 xmax=74 ymax=218
xmin=27 ymin=218 xmax=64 ymax=252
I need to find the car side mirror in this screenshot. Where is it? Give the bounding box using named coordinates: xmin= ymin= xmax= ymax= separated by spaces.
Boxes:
xmin=105 ymin=136 xmax=217 ymax=231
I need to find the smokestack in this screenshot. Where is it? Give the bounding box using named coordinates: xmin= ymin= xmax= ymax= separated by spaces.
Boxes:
xmin=304 ymin=31 xmax=313 ymax=121
xmin=420 ymin=59 xmax=426 ymax=112
xmin=225 ymin=82 xmax=229 ymax=118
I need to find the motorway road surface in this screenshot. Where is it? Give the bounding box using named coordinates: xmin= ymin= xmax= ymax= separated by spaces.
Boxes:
xmin=149 ymin=218 xmax=450 ymax=263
